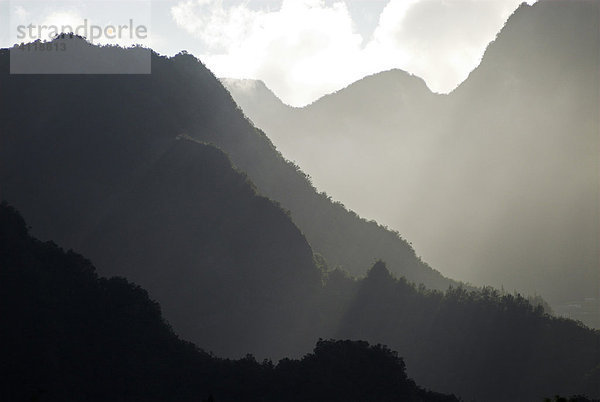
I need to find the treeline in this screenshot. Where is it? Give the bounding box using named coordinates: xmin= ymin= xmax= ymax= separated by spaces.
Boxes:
xmin=320 ymin=262 xmax=600 ymax=400
xmin=2 ymin=199 xmax=598 ymax=401
xmin=0 ymin=202 xmax=457 ymax=402
xmin=224 ymin=0 xmax=600 ymax=326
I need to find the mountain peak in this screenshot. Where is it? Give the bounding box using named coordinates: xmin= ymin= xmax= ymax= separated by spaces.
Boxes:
xmin=303 ymin=68 xmax=434 ymax=113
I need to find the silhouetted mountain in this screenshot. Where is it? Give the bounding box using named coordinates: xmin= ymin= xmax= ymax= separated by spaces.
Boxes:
xmin=1 ymin=36 xmax=599 ymax=401
xmin=2 ymin=39 xmax=333 ymax=360
xmin=81 ymin=138 xmax=324 ymax=359
xmin=224 ymin=0 xmax=600 ymax=327
xmin=325 ymin=261 xmax=600 ymax=401
xmin=0 ymin=36 xmax=453 ymax=337
xmin=1 ymin=41 xmax=324 ymax=359
xmin=0 ymin=202 xmax=459 ymax=402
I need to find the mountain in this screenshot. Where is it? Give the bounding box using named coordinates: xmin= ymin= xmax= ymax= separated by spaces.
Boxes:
xmin=0 ymin=202 xmax=459 ymax=402
xmin=1 ymin=42 xmax=327 ymax=359
xmin=80 ymin=138 xmax=324 ymax=359
xmin=220 ymin=78 xmax=293 ymax=126
xmin=0 ymin=37 xmax=453 ymax=308
xmin=1 ymin=37 xmax=599 ymax=401
xmin=2 ymin=201 xmax=597 ymax=402
xmin=223 ymin=0 xmax=600 ymax=327
xmin=324 ymin=261 xmax=600 ymax=401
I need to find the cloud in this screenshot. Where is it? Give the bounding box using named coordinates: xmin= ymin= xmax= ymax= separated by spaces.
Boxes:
xmin=172 ymin=0 xmax=365 ymax=106
xmin=171 ymin=0 xmax=535 ymax=106
xmin=41 ymin=10 xmax=86 ymax=33
xmin=13 ymin=5 xmax=30 ymax=21
xmin=171 ymin=0 xmax=259 ymax=50
xmin=366 ymin=0 xmax=531 ymax=93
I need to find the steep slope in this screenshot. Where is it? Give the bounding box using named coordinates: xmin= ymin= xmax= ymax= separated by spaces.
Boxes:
xmin=82 ymin=138 xmax=323 ymax=359
xmin=223 ymin=0 xmax=600 ymax=326
xmin=0 ymin=203 xmax=459 ymax=402
xmin=0 ymin=203 xmax=214 ymax=402
xmin=219 ymin=78 xmax=293 ymax=129
xmin=0 ymin=36 xmax=453 ymax=307
xmin=444 ymin=0 xmax=599 ymax=320
xmin=224 ymin=70 xmax=441 ymax=201
xmin=1 ymin=39 xmax=598 ymax=400
xmin=325 ymin=262 xmax=600 ymax=402
xmin=0 ymin=41 xmax=327 ymax=358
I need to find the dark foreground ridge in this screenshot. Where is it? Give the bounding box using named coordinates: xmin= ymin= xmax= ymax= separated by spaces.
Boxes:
xmin=0 ymin=202 xmax=458 ymax=402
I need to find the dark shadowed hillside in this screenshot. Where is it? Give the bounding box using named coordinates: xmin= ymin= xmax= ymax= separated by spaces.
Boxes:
xmin=224 ymin=0 xmax=600 ymax=327
xmin=0 ymin=39 xmax=453 ymax=294
xmin=1 ymin=202 xmax=597 ymax=401
xmin=0 ymin=42 xmax=325 ymax=359
xmin=81 ymin=138 xmax=324 ymax=359
xmin=325 ymin=261 xmax=600 ymax=402
xmin=0 ymin=203 xmax=459 ymax=402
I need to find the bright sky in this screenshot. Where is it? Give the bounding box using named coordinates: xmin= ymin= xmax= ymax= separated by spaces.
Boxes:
xmin=1 ymin=0 xmax=536 ymax=106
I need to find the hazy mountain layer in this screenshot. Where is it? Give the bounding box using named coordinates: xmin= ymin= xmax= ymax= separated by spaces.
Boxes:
xmin=0 ymin=38 xmax=598 ymax=401
xmin=2 ymin=200 xmax=598 ymax=401
xmin=81 ymin=138 xmax=324 ymax=359
xmin=0 ymin=45 xmax=324 ymax=358
xmin=224 ymin=0 xmax=600 ymax=327
xmin=0 ymin=39 xmax=452 ymax=302
xmin=324 ymin=262 xmax=600 ymax=402
xmin=0 ymin=203 xmax=459 ymax=402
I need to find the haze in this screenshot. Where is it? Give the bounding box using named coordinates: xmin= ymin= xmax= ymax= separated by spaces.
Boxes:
xmin=2 ymin=1 xmax=600 ymax=400
xmin=2 ymin=0 xmax=535 ymax=106
xmin=224 ymin=0 xmax=600 ymax=327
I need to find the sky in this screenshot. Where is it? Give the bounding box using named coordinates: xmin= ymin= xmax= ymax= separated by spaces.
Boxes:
xmin=1 ymin=0 xmax=536 ymax=106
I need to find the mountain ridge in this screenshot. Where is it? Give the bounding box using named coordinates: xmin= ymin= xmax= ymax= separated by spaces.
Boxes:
xmin=223 ymin=0 xmax=600 ymax=326
xmin=0 ymin=38 xmax=455 ymax=293
xmin=1 ymin=35 xmax=599 ymax=401
xmin=0 ymin=201 xmax=461 ymax=402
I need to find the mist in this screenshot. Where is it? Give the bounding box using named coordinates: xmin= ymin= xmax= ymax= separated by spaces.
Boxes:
xmin=1 ymin=1 xmax=599 ymax=401
xmin=224 ymin=0 xmax=600 ymax=327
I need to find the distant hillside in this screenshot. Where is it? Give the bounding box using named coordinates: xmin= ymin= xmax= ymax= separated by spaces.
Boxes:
xmin=327 ymin=262 xmax=600 ymax=401
xmin=219 ymin=78 xmax=293 ymax=126
xmin=224 ymin=0 xmax=600 ymax=327
xmin=0 ymin=203 xmax=459 ymax=402
xmin=0 ymin=37 xmax=453 ymax=311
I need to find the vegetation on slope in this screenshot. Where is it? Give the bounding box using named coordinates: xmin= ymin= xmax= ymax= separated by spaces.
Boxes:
xmin=0 ymin=202 xmax=458 ymax=402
